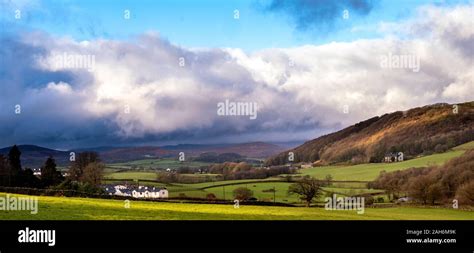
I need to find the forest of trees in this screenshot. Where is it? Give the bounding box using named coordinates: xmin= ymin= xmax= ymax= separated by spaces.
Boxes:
xmin=266 ymin=102 xmax=474 ymax=166
xmin=370 ymin=150 xmax=474 ymax=205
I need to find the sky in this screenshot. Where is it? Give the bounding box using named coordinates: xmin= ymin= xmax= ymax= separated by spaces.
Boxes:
xmin=0 ymin=0 xmax=473 ymax=149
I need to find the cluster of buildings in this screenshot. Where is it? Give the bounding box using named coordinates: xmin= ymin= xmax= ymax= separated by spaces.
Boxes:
xmin=103 ymin=184 xmax=169 ymax=199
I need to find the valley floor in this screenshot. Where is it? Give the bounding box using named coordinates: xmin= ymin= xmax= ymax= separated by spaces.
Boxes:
xmin=0 ymin=193 xmax=472 ymax=220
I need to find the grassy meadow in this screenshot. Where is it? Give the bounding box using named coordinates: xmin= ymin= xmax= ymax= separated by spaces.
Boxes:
xmin=0 ymin=193 xmax=472 ymax=220
xmin=299 ymin=149 xmax=466 ymax=181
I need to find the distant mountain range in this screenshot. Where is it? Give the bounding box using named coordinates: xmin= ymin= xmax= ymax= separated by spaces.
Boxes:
xmin=0 ymin=142 xmax=287 ymax=168
xmin=0 ymin=145 xmax=71 ymax=168
xmin=162 ymin=142 xmax=286 ymax=158
xmin=266 ymin=101 xmax=474 ymax=166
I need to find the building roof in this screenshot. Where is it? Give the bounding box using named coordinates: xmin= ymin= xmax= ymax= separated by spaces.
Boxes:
xmin=102 ymin=184 xmax=167 ymax=194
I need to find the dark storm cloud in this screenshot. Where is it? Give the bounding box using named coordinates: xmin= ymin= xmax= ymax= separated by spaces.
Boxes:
xmin=0 ymin=35 xmax=107 ymax=149
xmin=0 ymin=35 xmax=75 ymax=90
xmin=0 ymin=32 xmax=334 ymax=149
xmin=264 ymin=0 xmax=378 ymax=31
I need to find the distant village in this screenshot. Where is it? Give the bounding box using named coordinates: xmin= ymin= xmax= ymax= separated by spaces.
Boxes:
xmin=29 ymin=168 xmax=169 ymax=199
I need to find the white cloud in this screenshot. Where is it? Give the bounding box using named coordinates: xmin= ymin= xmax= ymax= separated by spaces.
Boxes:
xmin=1 ymin=4 xmax=473 ymax=146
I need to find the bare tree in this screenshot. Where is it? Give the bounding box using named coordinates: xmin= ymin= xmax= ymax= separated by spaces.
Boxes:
xmin=288 ymin=176 xmax=322 ymax=207
xmin=233 ymin=187 xmax=253 ymax=201
xmin=81 ymin=162 xmax=105 ymax=186
xmin=68 ymin=152 xmax=100 ymax=181
xmin=455 ymin=181 xmax=474 ymax=205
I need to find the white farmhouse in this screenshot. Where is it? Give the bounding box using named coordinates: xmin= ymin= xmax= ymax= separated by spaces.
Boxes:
xmin=132 ymin=186 xmax=168 ymax=199
xmin=104 ymin=184 xmax=168 ymax=199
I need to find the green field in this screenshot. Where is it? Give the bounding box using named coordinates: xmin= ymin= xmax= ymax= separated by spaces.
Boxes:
xmin=453 ymin=141 xmax=474 ymax=150
xmin=299 ymin=149 xmax=466 ymax=181
xmin=104 ymin=141 xmax=473 ymax=184
xmin=0 ymin=193 xmax=472 ymax=220
xmin=104 ymin=171 xmax=158 ymax=180
xmin=201 ymin=182 xmax=383 ymax=203
xmin=108 ymin=158 xmax=212 ymax=170
xmin=204 ymin=182 xmax=300 ymax=203
xmin=99 ymin=143 xmax=472 ymax=202
xmin=98 ymin=143 xmax=473 ymax=203
xmin=104 ymin=171 xmax=219 ymax=181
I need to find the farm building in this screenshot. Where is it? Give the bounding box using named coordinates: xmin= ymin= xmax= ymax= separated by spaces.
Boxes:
xmin=132 ymin=186 xmax=168 ymax=199
xmin=103 ymin=184 xmax=168 ymax=199
xmin=32 ymin=168 xmax=41 ymax=176
xmin=300 ymin=163 xmax=312 ymax=169
xmin=384 ymin=152 xmax=403 ymax=163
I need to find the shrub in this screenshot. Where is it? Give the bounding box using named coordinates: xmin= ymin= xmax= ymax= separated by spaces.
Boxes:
xmin=206 ymin=193 xmax=217 ymax=201
xmin=361 ymin=194 xmax=374 ymax=206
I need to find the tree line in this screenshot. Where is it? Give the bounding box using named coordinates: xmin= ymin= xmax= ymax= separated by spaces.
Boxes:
xmin=369 ymin=150 xmax=474 ymax=205
xmin=208 ymin=162 xmax=295 ymax=180
xmin=0 ymin=145 xmax=105 ymax=194
xmin=155 ymin=162 xmax=296 ymax=184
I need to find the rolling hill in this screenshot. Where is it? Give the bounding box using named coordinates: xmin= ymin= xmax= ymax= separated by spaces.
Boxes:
xmin=0 ymin=145 xmax=70 ymax=168
xmin=0 ymin=141 xmax=286 ymax=168
xmin=100 ymin=142 xmax=285 ymax=162
xmin=98 ymin=146 xmax=174 ymax=163
xmin=160 ymin=142 xmax=286 ymax=158
xmin=266 ymin=101 xmax=474 ymax=166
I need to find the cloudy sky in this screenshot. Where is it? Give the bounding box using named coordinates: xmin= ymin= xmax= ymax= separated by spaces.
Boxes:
xmin=0 ymin=0 xmax=473 ymax=149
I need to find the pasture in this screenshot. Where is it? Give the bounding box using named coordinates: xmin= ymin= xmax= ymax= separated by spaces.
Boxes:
xmin=0 ymin=193 xmax=472 ymax=220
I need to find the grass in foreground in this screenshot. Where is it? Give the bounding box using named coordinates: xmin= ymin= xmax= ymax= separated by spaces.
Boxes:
xmin=0 ymin=193 xmax=472 ymax=220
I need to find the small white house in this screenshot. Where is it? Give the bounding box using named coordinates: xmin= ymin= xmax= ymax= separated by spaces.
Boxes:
xmin=103 ymin=184 xmax=168 ymax=199
xmin=32 ymin=168 xmax=41 ymax=176
xmin=132 ymin=187 xmax=168 ymax=199
xmin=115 ymin=185 xmax=128 ymax=190
xmin=158 ymin=189 xmax=168 ymax=198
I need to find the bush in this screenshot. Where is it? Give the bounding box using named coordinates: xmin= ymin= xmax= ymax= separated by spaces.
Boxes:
xmin=78 ymin=182 xmax=104 ymax=195
xmin=206 ymin=193 xmax=217 ymax=201
xmin=361 ymin=194 xmax=374 ymax=206
xmin=434 ymin=144 xmax=448 ymax=153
